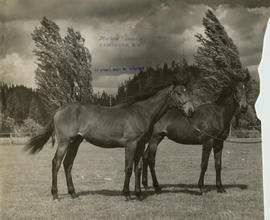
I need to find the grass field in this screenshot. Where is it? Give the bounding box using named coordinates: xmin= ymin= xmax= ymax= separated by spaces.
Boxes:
xmin=0 ymin=140 xmax=264 ymax=219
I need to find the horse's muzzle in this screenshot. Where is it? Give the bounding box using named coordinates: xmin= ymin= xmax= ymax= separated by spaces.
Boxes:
xmin=240 ymin=105 xmax=248 ymax=113
xmin=183 ymin=102 xmax=194 ymax=118
xmin=188 ymin=108 xmax=194 ymax=117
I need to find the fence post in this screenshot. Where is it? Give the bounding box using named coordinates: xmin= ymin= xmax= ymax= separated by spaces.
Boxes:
xmin=9 ymin=133 xmax=13 ymax=145
xmin=229 ymin=124 xmax=232 ymax=139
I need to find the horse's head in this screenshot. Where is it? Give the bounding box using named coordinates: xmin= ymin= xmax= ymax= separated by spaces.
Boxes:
xmin=169 ymin=84 xmax=194 ymax=117
xmin=234 ymin=71 xmax=250 ymax=113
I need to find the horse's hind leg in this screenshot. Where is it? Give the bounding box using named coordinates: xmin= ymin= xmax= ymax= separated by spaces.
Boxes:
xmin=213 ymin=140 xmax=226 ymax=193
xmin=198 ymin=140 xmax=213 ymax=195
xmin=142 ymin=147 xmax=149 ymax=190
xmin=51 ymin=141 xmax=69 ymax=200
xmin=63 ymin=135 xmax=83 ymax=198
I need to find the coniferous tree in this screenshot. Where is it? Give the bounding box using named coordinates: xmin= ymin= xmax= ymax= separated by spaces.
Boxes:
xmin=28 ymin=97 xmax=42 ymax=124
xmin=5 ymin=91 xmax=22 ymax=122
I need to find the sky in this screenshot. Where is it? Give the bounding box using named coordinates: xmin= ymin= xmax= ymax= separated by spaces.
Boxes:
xmin=0 ymin=0 xmax=269 ymax=93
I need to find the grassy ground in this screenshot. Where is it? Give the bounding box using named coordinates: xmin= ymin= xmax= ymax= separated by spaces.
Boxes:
xmin=0 ymin=140 xmax=264 ymax=220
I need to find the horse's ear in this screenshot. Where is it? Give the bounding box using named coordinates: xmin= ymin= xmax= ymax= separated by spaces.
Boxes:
xmin=231 ymin=69 xmax=250 ymax=83
xmin=231 ymin=72 xmax=244 ymax=82
xmin=172 ymin=75 xmax=178 ymax=86
xmin=245 ymin=71 xmax=250 ymax=82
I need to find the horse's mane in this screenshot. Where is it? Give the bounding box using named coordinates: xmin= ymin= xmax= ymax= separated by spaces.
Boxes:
xmin=115 ymin=85 xmax=167 ymax=107
xmin=214 ymin=85 xmax=235 ymax=104
xmin=115 ymin=68 xmax=204 ymax=107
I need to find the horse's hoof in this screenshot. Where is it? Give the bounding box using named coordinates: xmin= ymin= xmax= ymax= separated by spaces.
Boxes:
xmin=71 ymin=192 xmax=79 ymax=199
xmin=154 ymin=187 xmax=162 ymax=194
xmin=52 ymin=194 xmax=59 ymax=200
xmin=199 ymin=187 xmax=208 ymax=195
xmin=125 ymin=195 xmax=132 ymax=202
xmin=217 ymin=187 xmax=226 ymax=193
xmin=135 ymin=194 xmax=143 ymax=201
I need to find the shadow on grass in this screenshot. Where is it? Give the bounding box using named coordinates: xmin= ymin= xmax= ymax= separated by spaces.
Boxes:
xmin=76 ymin=183 xmax=248 ymax=200
xmin=160 ymin=183 xmax=248 ymax=190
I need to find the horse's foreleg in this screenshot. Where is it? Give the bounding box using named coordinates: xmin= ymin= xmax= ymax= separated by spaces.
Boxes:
xmin=198 ymin=140 xmax=212 ymax=195
xmin=134 ymin=158 xmax=143 ymax=200
xmin=52 ymin=141 xmax=69 ymax=200
xmin=134 ymin=143 xmax=146 ymax=200
xmin=142 ymin=147 xmax=149 ymax=190
xmin=63 ymin=136 xmax=83 ymax=199
xmin=123 ymin=144 xmax=136 ymax=201
xmin=213 ymin=140 xmax=226 ymax=193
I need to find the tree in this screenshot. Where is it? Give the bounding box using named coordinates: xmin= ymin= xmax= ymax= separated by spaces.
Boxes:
xmin=1 ymin=116 xmax=15 ymax=133
xmin=13 ymin=118 xmax=42 ymax=136
xmin=116 ymin=82 xmax=127 ymax=101
xmin=32 ymin=17 xmax=93 ymax=114
xmin=28 ymin=97 xmax=43 ymax=124
xmin=5 ymin=91 xmax=23 ymax=123
xmin=194 ymin=9 xmax=246 ymax=102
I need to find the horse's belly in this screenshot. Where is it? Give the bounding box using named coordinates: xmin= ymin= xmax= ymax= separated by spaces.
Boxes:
xmin=84 ymin=136 xmax=124 ymax=148
xmin=165 ymin=120 xmax=201 ymax=144
xmin=166 ymin=127 xmax=204 ymax=145
xmin=82 ymin=130 xmax=126 ymax=148
xmin=168 ymin=134 xmax=202 ymax=145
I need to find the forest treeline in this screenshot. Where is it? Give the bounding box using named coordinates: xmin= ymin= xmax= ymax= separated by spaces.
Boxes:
xmin=0 ymin=58 xmax=259 ymax=134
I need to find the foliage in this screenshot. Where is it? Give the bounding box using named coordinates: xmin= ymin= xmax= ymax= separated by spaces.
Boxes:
xmin=32 ymin=17 xmax=93 ymax=114
xmin=28 ymin=96 xmax=47 ymax=125
xmin=194 ymin=9 xmax=246 ymax=102
xmin=0 ymin=82 xmax=49 ymax=130
xmin=0 ymin=115 xmax=15 ymax=133
xmin=115 ymin=60 xmax=183 ymax=103
xmin=92 ymin=91 xmax=116 ymax=107
xmin=13 ymin=118 xmax=43 ymax=135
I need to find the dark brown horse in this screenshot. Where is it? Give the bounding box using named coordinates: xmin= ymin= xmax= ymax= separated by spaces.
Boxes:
xmin=25 ymin=83 xmax=194 ymax=200
xmin=141 ymin=74 xmax=249 ymax=195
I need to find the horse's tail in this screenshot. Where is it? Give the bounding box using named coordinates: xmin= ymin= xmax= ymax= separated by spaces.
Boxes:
xmin=24 ymin=118 xmax=55 ymax=154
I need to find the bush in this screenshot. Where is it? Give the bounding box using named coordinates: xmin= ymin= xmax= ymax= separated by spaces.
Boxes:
xmin=0 ymin=115 xmax=15 ymax=134
xmin=232 ymin=129 xmax=261 ymax=138
xmin=13 ymin=118 xmax=43 ymax=137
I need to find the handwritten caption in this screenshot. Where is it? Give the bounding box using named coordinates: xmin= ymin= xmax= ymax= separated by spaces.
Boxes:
xmin=94 ymin=66 xmax=145 ymax=72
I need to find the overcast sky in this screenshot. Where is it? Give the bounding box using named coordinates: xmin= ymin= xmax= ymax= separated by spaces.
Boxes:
xmin=0 ymin=0 xmax=269 ymax=93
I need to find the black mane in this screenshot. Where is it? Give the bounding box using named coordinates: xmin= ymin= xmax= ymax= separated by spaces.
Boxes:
xmin=215 ymin=86 xmax=235 ymax=104
xmin=115 ymin=85 xmax=168 ymax=107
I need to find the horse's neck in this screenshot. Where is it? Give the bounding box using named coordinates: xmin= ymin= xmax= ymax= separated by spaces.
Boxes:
xmin=133 ymin=86 xmax=172 ymax=121
xmin=216 ymin=93 xmax=238 ymax=124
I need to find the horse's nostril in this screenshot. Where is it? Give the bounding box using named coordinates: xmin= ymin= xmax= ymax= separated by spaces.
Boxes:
xmin=188 ymin=108 xmax=193 ymax=117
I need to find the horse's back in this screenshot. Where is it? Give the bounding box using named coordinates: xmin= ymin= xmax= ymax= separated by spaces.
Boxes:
xmin=155 ymin=104 xmax=223 ymax=144
xmin=53 ymin=103 xmax=134 ymax=146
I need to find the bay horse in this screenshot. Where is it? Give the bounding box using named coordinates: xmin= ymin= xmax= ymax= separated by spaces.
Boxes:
xmin=25 ymin=82 xmax=194 ymax=200
xmin=141 ymin=74 xmax=249 ymax=195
